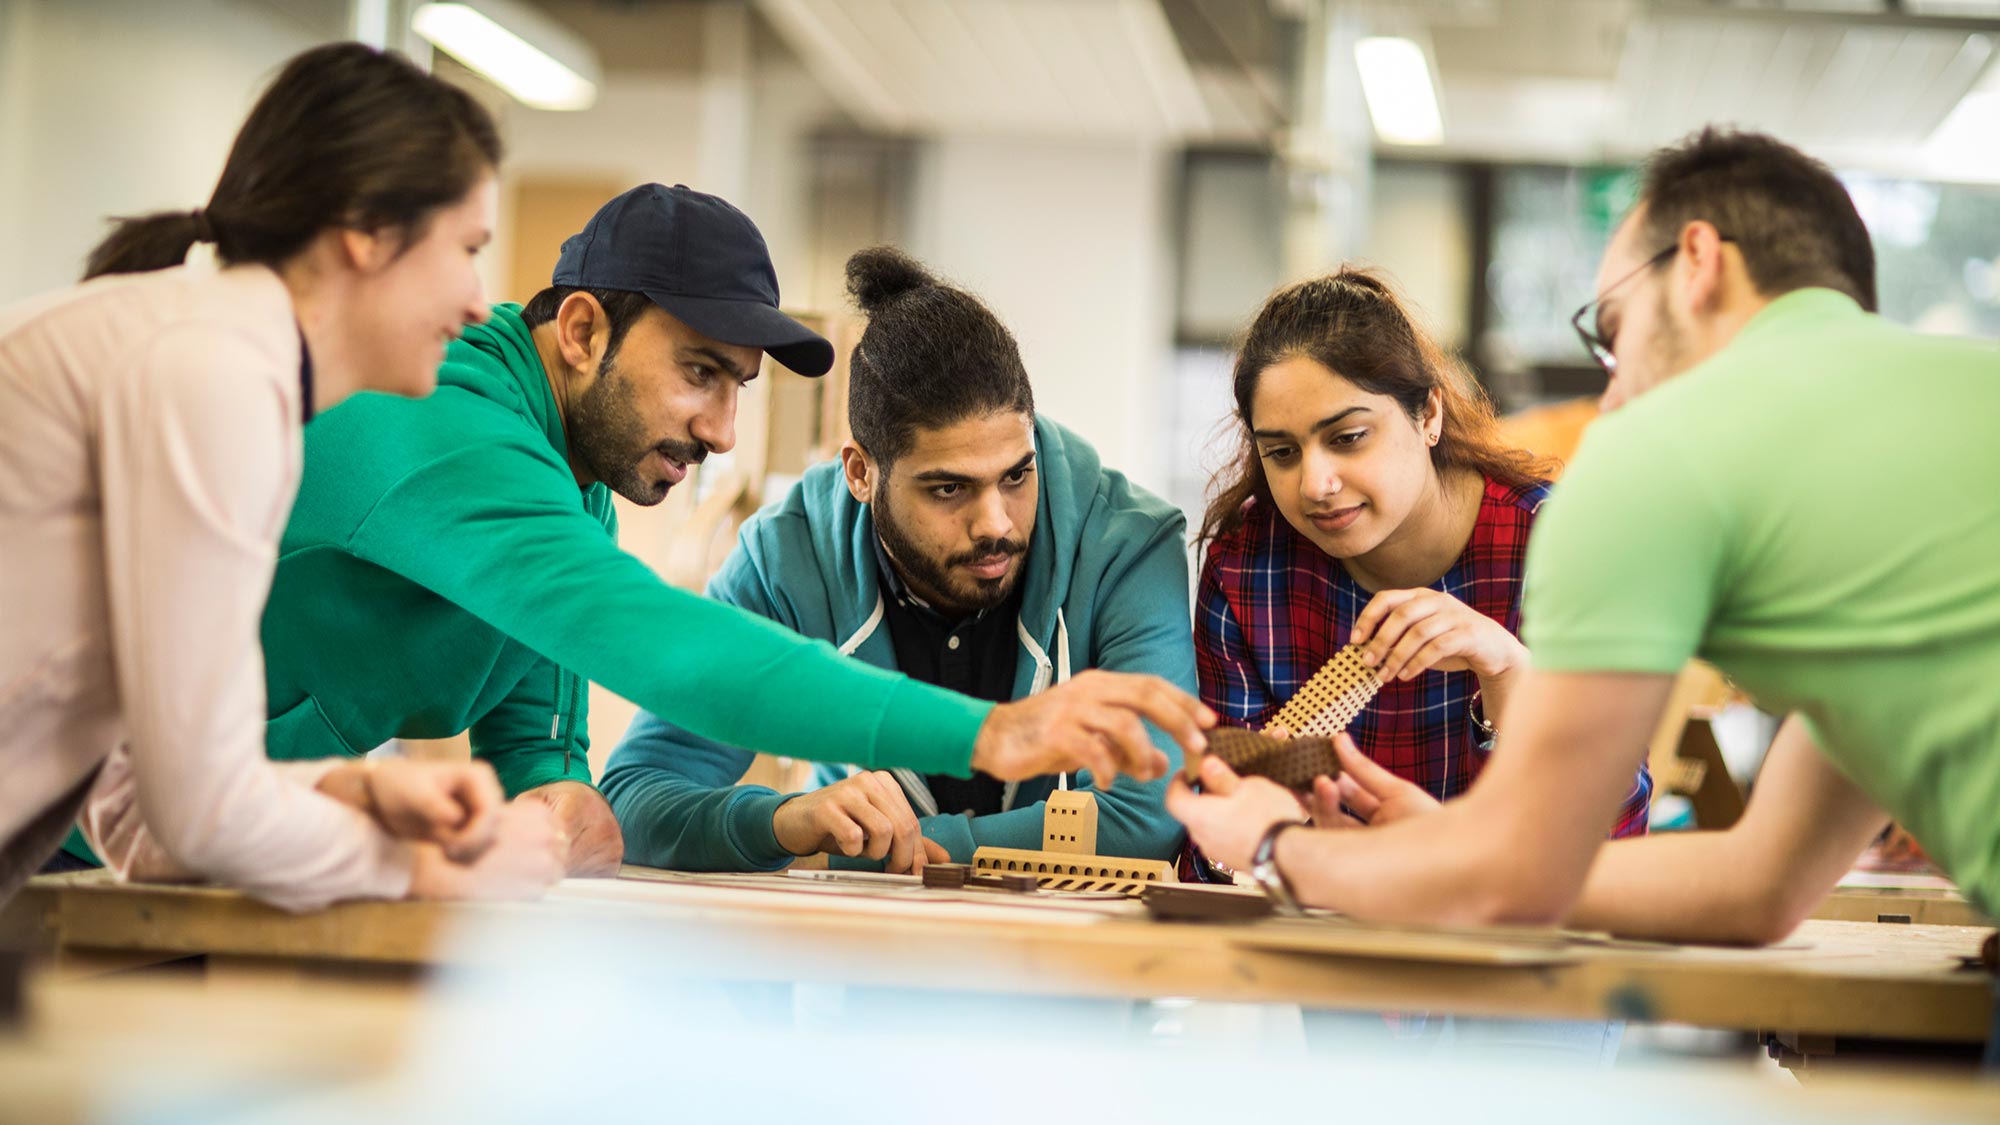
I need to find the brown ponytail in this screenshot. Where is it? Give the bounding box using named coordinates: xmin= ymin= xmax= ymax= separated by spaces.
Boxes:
xmin=1198 ymin=268 xmax=1551 ymax=545
xmin=85 ymin=42 xmax=501 ymax=279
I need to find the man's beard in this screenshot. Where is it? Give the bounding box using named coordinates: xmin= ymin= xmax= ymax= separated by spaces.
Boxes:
xmin=1604 ymin=290 xmax=1693 ymax=413
xmin=874 ymin=483 xmax=1025 ymax=618
xmin=1651 ymin=288 xmax=1694 ymax=380
xmin=568 ymin=356 xmax=705 ymax=506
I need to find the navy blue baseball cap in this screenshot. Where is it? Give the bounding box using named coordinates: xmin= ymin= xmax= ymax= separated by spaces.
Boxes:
xmin=552 ymin=183 xmax=833 ymax=377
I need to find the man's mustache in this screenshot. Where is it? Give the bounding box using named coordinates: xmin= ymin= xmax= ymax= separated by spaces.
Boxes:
xmin=948 ymin=538 xmax=1024 ymax=568
xmin=654 ymin=438 xmax=708 ymax=466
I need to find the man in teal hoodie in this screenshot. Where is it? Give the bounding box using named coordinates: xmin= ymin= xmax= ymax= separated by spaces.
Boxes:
xmin=601 ymin=247 xmax=1193 ymax=873
xmin=233 ymin=186 xmax=1210 ymax=877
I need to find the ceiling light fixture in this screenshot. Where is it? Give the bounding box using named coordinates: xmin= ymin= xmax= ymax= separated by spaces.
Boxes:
xmin=1354 ymin=35 xmax=1443 ymax=146
xmin=412 ymin=0 xmax=599 ymax=111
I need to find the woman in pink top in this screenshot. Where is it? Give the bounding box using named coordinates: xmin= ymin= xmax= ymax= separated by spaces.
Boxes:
xmin=0 ymin=44 xmax=563 ymax=908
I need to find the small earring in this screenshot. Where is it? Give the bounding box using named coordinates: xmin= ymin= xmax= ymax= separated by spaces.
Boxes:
xmin=1427 ymin=433 xmax=1439 ymax=447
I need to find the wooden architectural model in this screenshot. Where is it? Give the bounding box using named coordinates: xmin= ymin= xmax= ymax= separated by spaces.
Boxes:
xmin=968 ymin=788 xmax=1177 ymax=895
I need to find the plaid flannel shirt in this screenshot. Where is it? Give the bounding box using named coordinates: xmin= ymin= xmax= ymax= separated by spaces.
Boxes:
xmin=1195 ymin=476 xmax=1651 ymax=838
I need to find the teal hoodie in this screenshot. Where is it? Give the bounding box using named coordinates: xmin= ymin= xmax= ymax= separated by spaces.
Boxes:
xmin=600 ymin=415 xmax=1194 ymax=869
xmin=257 ymin=304 xmax=996 ymax=787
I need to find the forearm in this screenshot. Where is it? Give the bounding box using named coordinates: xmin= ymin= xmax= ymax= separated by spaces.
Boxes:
xmin=1278 ymin=792 xmax=1586 ymax=925
xmin=599 ymin=725 xmax=791 ymax=872
xmin=352 ymin=455 xmax=996 ymax=779
xmin=611 ymin=777 xmax=792 ymax=872
xmin=608 ymin=627 xmax=991 ymax=779
xmin=95 ymin=742 xmax=414 ymax=908
xmin=1280 ymin=670 xmax=1666 ymax=924
xmin=1569 ymin=715 xmax=1888 ymax=944
xmin=1565 ymin=831 xmax=1802 ymax=944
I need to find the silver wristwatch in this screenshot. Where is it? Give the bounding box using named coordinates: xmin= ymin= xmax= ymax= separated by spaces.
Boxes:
xmin=1249 ymin=819 xmax=1309 ymax=915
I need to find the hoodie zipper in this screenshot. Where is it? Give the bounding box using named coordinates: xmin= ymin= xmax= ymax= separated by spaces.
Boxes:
xmin=550 ymin=665 xmax=577 ymax=772
xmin=1004 ymin=609 xmax=1071 ymax=804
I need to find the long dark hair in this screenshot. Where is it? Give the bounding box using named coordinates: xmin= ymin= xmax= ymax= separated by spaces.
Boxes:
xmin=85 ymin=42 xmax=501 ymax=279
xmin=1198 ymin=268 xmax=1551 ymax=545
xmin=844 ymin=246 xmax=1033 ymax=468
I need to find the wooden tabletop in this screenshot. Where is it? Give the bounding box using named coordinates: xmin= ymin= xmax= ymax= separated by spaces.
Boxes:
xmin=7 ymin=959 xmax=2000 ymax=1121
xmin=8 ymin=867 xmax=1993 ymax=1044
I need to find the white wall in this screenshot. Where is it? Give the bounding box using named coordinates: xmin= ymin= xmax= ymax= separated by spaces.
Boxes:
xmin=0 ymin=1 xmax=769 ymax=310
xmin=481 ymin=7 xmax=837 ymax=318
xmin=907 ymin=135 xmax=1177 ymax=497
xmin=0 ymin=0 xmax=321 ymax=303
xmin=1360 ymin=163 xmax=1473 ymax=351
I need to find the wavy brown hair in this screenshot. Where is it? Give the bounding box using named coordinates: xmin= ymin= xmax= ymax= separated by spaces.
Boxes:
xmin=1198 ymin=268 xmax=1552 ymax=545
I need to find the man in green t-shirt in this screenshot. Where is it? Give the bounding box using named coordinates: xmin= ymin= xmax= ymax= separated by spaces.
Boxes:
xmin=1169 ymin=130 xmax=2000 ymax=955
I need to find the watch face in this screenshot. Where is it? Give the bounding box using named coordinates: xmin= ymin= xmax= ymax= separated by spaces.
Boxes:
xmin=1251 ymin=860 xmax=1300 ymax=915
xmin=1250 ymin=820 xmax=1308 ymax=914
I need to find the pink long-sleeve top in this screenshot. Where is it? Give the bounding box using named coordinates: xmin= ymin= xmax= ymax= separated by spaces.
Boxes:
xmin=0 ymin=249 xmax=414 ymax=910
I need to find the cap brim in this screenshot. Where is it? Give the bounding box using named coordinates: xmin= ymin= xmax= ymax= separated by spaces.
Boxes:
xmin=644 ymin=291 xmax=834 ymax=378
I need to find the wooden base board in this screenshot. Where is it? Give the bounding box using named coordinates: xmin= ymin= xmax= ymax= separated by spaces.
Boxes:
xmin=971 ymin=846 xmax=1177 ymax=896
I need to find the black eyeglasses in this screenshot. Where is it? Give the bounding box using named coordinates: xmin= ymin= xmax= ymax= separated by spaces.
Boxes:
xmin=1570 ymin=236 xmax=1736 ymax=375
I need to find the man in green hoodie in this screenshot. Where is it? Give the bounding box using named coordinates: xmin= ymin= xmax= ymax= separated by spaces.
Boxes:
xmin=242 ymin=184 xmax=1211 ymax=877
xmin=602 ymin=248 xmax=1192 ymax=873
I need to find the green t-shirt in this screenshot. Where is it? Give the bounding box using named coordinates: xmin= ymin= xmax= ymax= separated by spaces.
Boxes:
xmin=1523 ymin=288 xmax=2000 ymax=914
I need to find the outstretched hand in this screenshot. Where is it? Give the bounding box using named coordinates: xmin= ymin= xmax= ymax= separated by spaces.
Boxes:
xmin=1164 ymin=754 xmax=1308 ymax=871
xmin=974 ymin=670 xmax=1214 ymax=788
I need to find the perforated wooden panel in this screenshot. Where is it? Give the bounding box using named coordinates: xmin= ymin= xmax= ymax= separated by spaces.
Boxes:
xmin=1270 ymin=645 xmax=1380 ymax=737
xmin=1206 ymin=728 xmax=1341 ymax=792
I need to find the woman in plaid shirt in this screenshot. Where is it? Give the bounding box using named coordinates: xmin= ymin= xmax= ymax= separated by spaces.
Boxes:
xmin=1192 ymin=270 xmax=1651 ymax=838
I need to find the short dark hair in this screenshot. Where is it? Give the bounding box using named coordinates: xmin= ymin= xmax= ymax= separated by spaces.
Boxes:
xmin=518 ymin=286 xmax=656 ymax=367
xmin=1637 ymin=127 xmax=1876 ymax=311
xmin=845 ymin=246 xmax=1033 ymax=468
xmin=87 ymin=43 xmax=500 ymax=279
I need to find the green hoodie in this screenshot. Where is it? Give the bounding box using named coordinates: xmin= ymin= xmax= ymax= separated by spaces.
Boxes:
xmin=600 ymin=415 xmax=1194 ymax=869
xmin=257 ymin=303 xmax=994 ymax=790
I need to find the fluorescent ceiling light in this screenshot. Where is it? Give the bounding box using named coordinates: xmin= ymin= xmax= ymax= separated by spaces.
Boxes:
xmin=413 ymin=0 xmax=599 ymax=111
xmin=1924 ymin=90 xmax=2000 ymax=182
xmin=1354 ymin=36 xmax=1443 ymax=146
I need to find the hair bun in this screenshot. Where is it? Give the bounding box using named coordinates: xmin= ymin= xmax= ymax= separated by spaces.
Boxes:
xmin=846 ymin=245 xmax=935 ymax=314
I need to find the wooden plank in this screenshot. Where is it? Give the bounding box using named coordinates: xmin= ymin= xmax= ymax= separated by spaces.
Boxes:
xmin=504 ymin=177 xmax=629 ymax=304
xmin=52 ymin=882 xmax=454 ymax=965
xmin=1812 ymin=886 xmax=1994 ymax=928
xmin=1231 ymin=916 xmax=1584 ymax=966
